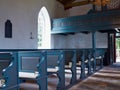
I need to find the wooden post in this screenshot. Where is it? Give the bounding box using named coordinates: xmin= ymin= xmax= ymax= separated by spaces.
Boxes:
xmin=57 ymin=51 xmax=65 ymax=90
xmin=92 ymin=31 xmax=96 ymax=72
xmin=80 ymin=50 xmax=85 ymax=79
xmin=37 ymin=51 xmax=47 ymax=90
xmin=70 ymin=50 xmax=77 ymax=84
xmin=1 ymin=52 xmax=18 ymax=90
xmin=88 ymin=49 xmax=92 ymax=75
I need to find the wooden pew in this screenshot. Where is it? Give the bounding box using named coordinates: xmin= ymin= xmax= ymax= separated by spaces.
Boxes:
xmin=18 ymin=50 xmax=65 ymax=90
xmin=63 ymin=50 xmax=77 ymax=85
xmin=0 ymin=53 xmax=11 ymax=88
xmin=46 ymin=50 xmax=65 ymax=90
xmin=0 ymin=49 xmax=106 ymax=90
xmin=18 ymin=51 xmax=47 ymax=90
xmin=46 ymin=50 xmax=59 ymax=75
xmin=87 ymin=48 xmax=107 ymax=72
xmin=0 ymin=52 xmax=18 ymax=90
xmin=95 ymin=48 xmax=107 ymax=69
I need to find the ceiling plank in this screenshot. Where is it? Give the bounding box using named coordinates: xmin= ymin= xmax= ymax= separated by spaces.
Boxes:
xmin=57 ymin=0 xmax=110 ymax=9
xmin=57 ymin=0 xmax=75 ymax=5
xmin=64 ymin=0 xmax=91 ymax=9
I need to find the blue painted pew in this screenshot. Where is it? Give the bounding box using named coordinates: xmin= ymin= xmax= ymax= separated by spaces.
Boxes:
xmin=0 ymin=49 xmax=106 ymax=90
xmin=69 ymin=50 xmax=77 ymax=84
xmin=18 ymin=50 xmax=65 ymax=90
xmin=86 ymin=48 xmax=107 ymax=72
xmin=46 ymin=50 xmax=65 ymax=90
xmin=46 ymin=49 xmax=78 ymax=89
xmin=63 ymin=50 xmax=77 ymax=85
xmin=77 ymin=48 xmax=106 ymax=79
xmin=87 ymin=49 xmax=93 ymax=75
xmin=95 ymin=49 xmax=107 ymax=69
xmin=18 ymin=51 xmax=47 ymax=90
xmin=0 ymin=52 xmax=18 ymax=90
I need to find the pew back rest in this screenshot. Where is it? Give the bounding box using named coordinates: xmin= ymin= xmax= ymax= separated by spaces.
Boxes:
xmin=47 ymin=55 xmax=59 ymax=68
xmin=64 ymin=51 xmax=74 ymax=65
xmin=18 ymin=51 xmax=42 ymax=73
xmin=96 ymin=49 xmax=106 ymax=58
xmin=20 ymin=57 xmax=40 ymax=72
xmin=47 ymin=50 xmax=62 ymax=68
xmin=76 ymin=50 xmax=83 ymax=63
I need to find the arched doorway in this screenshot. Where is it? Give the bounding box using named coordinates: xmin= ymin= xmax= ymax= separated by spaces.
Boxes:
xmin=38 ymin=7 xmax=51 ymax=49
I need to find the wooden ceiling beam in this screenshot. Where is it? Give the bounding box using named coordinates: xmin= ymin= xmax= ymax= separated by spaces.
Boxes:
xmin=64 ymin=0 xmax=91 ymax=9
xmin=57 ymin=0 xmax=75 ymax=5
xmin=60 ymin=0 xmax=110 ymax=9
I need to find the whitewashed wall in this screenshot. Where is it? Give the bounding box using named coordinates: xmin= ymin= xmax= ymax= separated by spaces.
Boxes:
xmin=67 ymin=4 xmax=92 ymax=16
xmin=53 ymin=3 xmax=108 ymax=49
xmin=53 ymin=32 xmax=108 ymax=49
xmin=66 ymin=33 xmax=92 ymax=48
xmin=0 ymin=0 xmax=67 ymax=49
xmin=0 ymin=0 xmax=108 ymax=49
xmin=52 ymin=35 xmax=67 ymax=49
xmin=96 ymin=32 xmax=108 ymax=48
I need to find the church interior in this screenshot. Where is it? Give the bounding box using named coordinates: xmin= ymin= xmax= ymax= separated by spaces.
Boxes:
xmin=0 ymin=0 xmax=120 ymax=90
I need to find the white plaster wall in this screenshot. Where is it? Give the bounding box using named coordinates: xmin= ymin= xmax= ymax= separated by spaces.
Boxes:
xmin=53 ymin=3 xmax=108 ymax=49
xmin=52 ymin=35 xmax=67 ymax=49
xmin=53 ymin=32 xmax=108 ymax=49
xmin=66 ymin=33 xmax=92 ymax=48
xmin=96 ymin=32 xmax=108 ymax=48
xmin=67 ymin=4 xmax=92 ymax=16
xmin=0 ymin=0 xmax=67 ymax=49
xmin=0 ymin=0 xmax=108 ymax=49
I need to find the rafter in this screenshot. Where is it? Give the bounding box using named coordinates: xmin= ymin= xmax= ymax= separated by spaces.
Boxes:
xmin=57 ymin=0 xmax=110 ymax=9
xmin=93 ymin=0 xmax=110 ymax=6
xmin=57 ymin=0 xmax=75 ymax=5
xmin=65 ymin=0 xmax=91 ymax=9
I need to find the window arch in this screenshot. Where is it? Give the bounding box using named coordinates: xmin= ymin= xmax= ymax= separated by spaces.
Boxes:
xmin=38 ymin=7 xmax=51 ymax=49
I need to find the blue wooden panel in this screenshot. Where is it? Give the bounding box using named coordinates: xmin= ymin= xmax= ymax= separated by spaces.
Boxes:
xmin=0 ymin=49 xmax=107 ymax=90
xmin=96 ymin=49 xmax=107 ymax=69
xmin=80 ymin=50 xmax=86 ymax=79
xmin=88 ymin=50 xmax=92 ymax=75
xmin=18 ymin=51 xmax=47 ymax=90
xmin=36 ymin=51 xmax=47 ymax=90
xmin=18 ymin=51 xmax=43 ymax=72
xmin=56 ymin=51 xmax=65 ymax=90
xmin=70 ymin=50 xmax=77 ymax=84
xmin=0 ymin=52 xmax=18 ymax=90
xmin=52 ymin=10 xmax=120 ymax=34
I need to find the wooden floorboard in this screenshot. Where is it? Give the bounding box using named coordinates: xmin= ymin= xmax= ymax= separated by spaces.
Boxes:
xmin=69 ymin=63 xmax=120 ymax=90
xmin=19 ymin=63 xmax=120 ymax=90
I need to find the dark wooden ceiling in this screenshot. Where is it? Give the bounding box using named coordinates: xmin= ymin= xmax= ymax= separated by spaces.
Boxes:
xmin=57 ymin=0 xmax=75 ymax=5
xmin=57 ymin=0 xmax=110 ymax=9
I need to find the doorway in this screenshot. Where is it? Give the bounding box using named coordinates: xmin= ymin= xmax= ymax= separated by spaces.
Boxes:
xmin=116 ymin=33 xmax=120 ymax=62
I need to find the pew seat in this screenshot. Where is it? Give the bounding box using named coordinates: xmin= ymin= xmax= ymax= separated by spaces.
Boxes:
xmin=19 ymin=67 xmax=59 ymax=79
xmin=19 ymin=72 xmax=38 ymax=79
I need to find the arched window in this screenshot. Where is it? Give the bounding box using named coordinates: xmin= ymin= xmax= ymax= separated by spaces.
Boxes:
xmin=38 ymin=7 xmax=51 ymax=49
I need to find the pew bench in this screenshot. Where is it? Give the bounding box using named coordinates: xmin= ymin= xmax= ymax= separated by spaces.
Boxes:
xmin=18 ymin=51 xmax=47 ymax=90
xmin=0 ymin=52 xmax=18 ymax=90
xmin=0 ymin=53 xmax=11 ymax=88
xmin=18 ymin=50 xmax=65 ymax=90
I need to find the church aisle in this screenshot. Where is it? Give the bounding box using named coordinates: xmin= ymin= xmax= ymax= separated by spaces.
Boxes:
xmin=69 ymin=63 xmax=120 ymax=90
